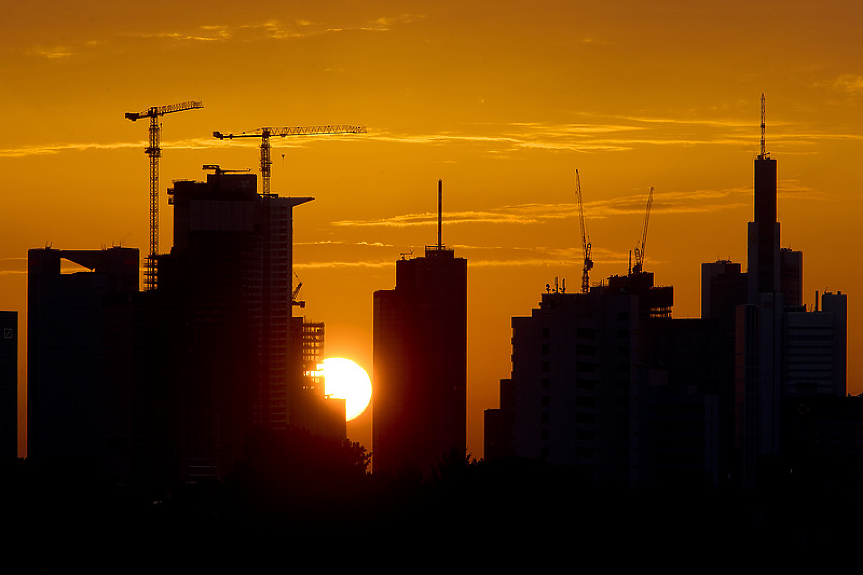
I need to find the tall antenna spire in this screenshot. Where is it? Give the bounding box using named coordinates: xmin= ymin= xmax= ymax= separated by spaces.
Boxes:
xmin=437 ymin=179 xmax=443 ymax=249
xmin=759 ymin=93 xmax=769 ymax=160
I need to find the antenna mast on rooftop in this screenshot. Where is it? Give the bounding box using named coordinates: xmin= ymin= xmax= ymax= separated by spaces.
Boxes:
xmin=437 ymin=179 xmax=443 ymax=249
xmin=759 ymin=93 xmax=769 ymax=160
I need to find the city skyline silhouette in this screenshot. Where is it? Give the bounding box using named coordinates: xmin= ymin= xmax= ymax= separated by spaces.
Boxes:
xmin=1 ymin=2 xmax=861 ymax=467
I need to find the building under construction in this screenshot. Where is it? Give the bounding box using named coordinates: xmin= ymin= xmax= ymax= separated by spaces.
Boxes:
xmin=152 ymin=166 xmax=345 ymax=482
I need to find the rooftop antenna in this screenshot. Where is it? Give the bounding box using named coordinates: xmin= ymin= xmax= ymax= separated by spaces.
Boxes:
xmin=759 ymin=93 xmax=769 ymax=160
xmin=437 ymin=179 xmax=443 ymax=249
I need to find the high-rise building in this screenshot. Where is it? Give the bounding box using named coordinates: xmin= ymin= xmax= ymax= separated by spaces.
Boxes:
xmin=747 ymin=150 xmax=780 ymax=302
xmin=784 ymin=291 xmax=847 ymax=398
xmin=373 ymin=181 xmax=467 ymax=474
xmin=730 ymin=99 xmax=848 ymax=486
xmin=490 ymin=270 xmax=726 ymax=487
xmin=495 ymin=288 xmax=639 ymax=482
xmin=27 ymin=247 xmax=140 ymax=465
xmin=155 ymin=166 xmax=317 ymax=481
xmin=0 ymin=311 xmax=17 ymax=461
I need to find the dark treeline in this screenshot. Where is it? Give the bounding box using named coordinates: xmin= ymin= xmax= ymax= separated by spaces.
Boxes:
xmin=3 ymin=428 xmax=862 ymax=567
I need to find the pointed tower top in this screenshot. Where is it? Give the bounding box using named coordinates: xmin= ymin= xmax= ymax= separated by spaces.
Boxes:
xmin=758 ymin=93 xmax=770 ymax=160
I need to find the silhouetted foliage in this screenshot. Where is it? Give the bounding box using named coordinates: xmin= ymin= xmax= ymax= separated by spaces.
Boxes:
xmin=225 ymin=425 xmax=371 ymax=527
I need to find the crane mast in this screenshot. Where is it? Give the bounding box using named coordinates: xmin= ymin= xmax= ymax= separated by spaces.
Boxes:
xmin=575 ymin=169 xmax=593 ymax=293
xmin=213 ymin=125 xmax=367 ymax=195
xmin=125 ymin=100 xmax=204 ymax=290
xmin=632 ymin=186 xmax=654 ymax=274
xmin=759 ymin=93 xmax=769 ymax=160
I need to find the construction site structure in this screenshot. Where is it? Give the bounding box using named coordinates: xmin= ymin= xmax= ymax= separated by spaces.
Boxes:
xmin=212 ymin=125 xmax=367 ymax=196
xmin=575 ymin=169 xmax=593 ymax=293
xmin=125 ymin=100 xmax=204 ymax=290
xmin=632 ymin=186 xmax=654 ymax=274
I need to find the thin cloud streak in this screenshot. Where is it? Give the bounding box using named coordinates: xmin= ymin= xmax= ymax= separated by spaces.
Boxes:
xmin=8 ymin=118 xmax=863 ymax=159
xmin=332 ymin=190 xmax=749 ymax=228
xmin=295 ymin=255 xmax=635 ymax=271
xmin=28 ymin=14 xmax=422 ymax=60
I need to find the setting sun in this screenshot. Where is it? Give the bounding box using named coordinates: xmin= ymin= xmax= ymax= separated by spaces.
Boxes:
xmin=322 ymin=357 xmax=372 ymax=421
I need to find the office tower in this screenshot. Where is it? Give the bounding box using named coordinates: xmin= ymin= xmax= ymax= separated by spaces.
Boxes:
xmin=491 ymin=273 xmax=724 ymax=487
xmin=784 ymin=291 xmax=847 ymax=398
xmin=27 ymin=247 xmax=139 ymax=465
xmin=373 ymin=180 xmax=467 ymax=474
xmin=780 ymin=248 xmax=803 ymax=308
xmin=496 ymin=288 xmax=639 ymax=483
xmin=156 ymin=166 xmax=314 ymax=482
xmin=702 ymin=261 xmax=748 ymax=329
xmin=0 ymin=311 xmax=17 ymax=461
xmin=733 ymin=99 xmax=847 ymax=486
xmin=748 ymin=139 xmax=780 ymax=302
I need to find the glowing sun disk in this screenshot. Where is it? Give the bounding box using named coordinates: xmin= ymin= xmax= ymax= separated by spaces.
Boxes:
xmin=322 ymin=357 xmax=372 ymax=421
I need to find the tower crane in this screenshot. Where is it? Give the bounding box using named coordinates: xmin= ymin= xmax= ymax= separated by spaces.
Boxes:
xmin=632 ymin=186 xmax=654 ymax=274
xmin=212 ymin=125 xmax=367 ymax=196
xmin=575 ymin=169 xmax=593 ymax=293
xmin=125 ymin=100 xmax=204 ymax=290
xmin=292 ymin=272 xmax=305 ymax=308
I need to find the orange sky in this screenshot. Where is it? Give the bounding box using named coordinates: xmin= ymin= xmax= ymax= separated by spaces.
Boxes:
xmin=2 ymin=1 xmax=861 ymax=458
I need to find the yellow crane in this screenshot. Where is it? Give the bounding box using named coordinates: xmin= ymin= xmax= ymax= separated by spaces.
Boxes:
xmin=212 ymin=125 xmax=367 ymax=195
xmin=125 ymin=100 xmax=204 ymax=290
xmin=575 ymin=169 xmax=593 ymax=293
xmin=632 ymin=186 xmax=654 ymax=274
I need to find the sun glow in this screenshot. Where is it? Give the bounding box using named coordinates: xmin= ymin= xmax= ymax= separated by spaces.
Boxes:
xmin=322 ymin=357 xmax=372 ymax=421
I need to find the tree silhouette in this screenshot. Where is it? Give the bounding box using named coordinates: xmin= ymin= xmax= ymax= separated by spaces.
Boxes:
xmin=225 ymin=425 xmax=371 ymax=526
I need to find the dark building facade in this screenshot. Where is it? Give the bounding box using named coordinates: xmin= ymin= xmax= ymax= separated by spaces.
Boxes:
xmin=711 ymin=130 xmax=848 ymax=486
xmin=27 ymin=247 xmax=140 ymax=466
xmin=494 ymin=288 xmax=639 ymax=485
xmin=373 ymin=245 xmax=467 ymax=474
xmin=155 ymin=167 xmax=318 ymax=482
xmin=490 ymin=279 xmax=722 ymax=487
xmin=0 ymin=311 xmax=17 ymax=461
xmin=26 ymin=169 xmax=331 ymax=484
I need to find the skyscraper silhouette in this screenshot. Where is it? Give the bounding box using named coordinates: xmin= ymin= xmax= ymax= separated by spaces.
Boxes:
xmin=27 ymin=247 xmax=140 ymax=466
xmin=0 ymin=311 xmax=17 ymax=461
xmin=728 ymin=97 xmax=847 ymax=486
xmin=373 ymin=180 xmax=467 ymax=474
xmin=155 ymin=166 xmax=319 ymax=481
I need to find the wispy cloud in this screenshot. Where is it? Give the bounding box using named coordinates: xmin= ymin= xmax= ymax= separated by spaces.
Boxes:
xmin=295 ymin=260 xmax=393 ymax=270
xmin=833 ymin=74 xmax=863 ymax=95
xmin=332 ymin=187 xmax=748 ymax=229
xmin=0 ymin=137 xmax=226 ymax=158
xmin=0 ymin=258 xmax=28 ymax=275
xmin=295 ymin=240 xmax=394 ymax=248
xmin=26 ymin=13 xmax=420 ymax=60
xmin=29 ymin=46 xmax=75 ymax=59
